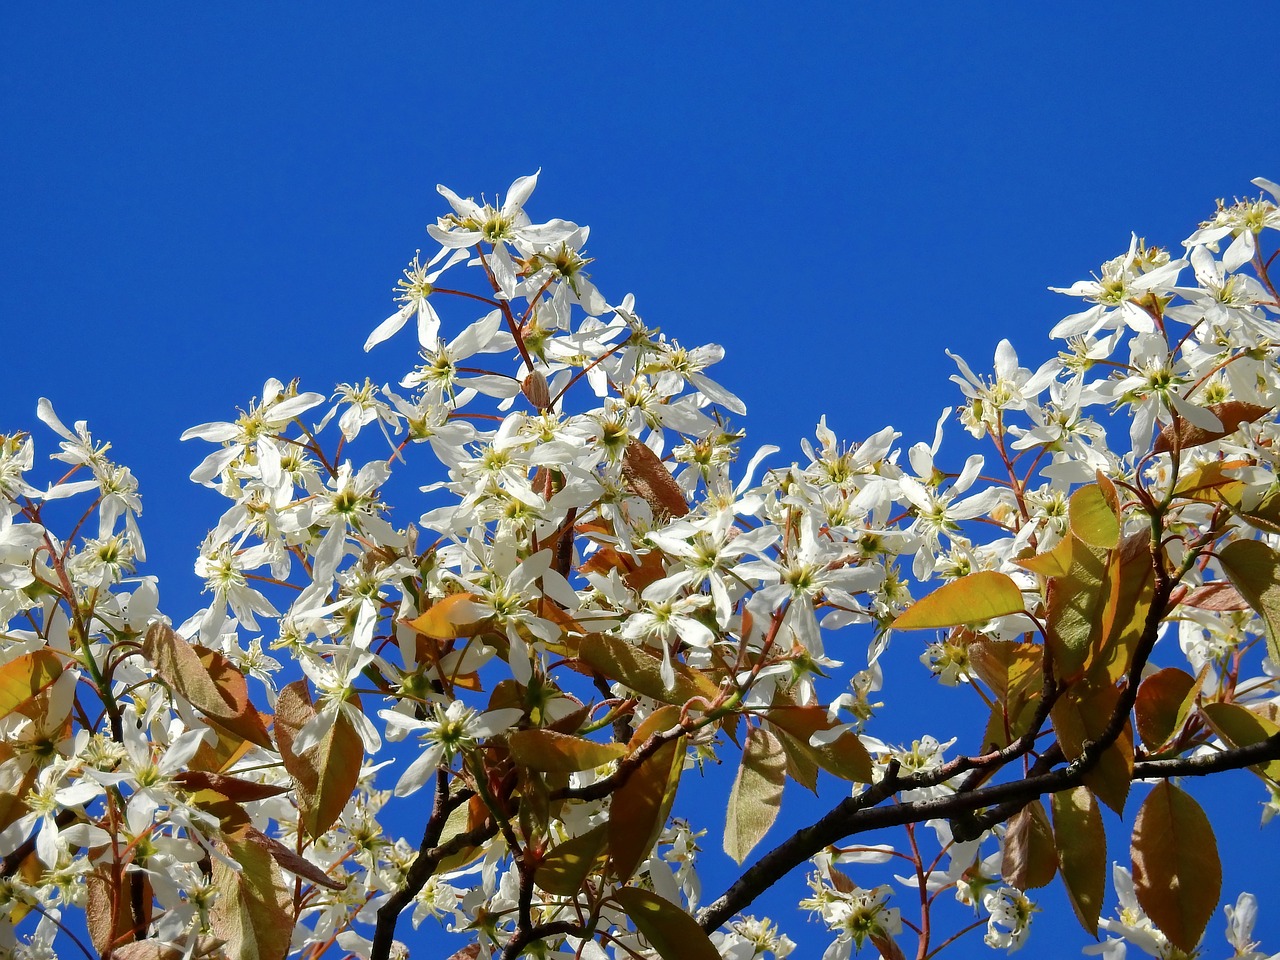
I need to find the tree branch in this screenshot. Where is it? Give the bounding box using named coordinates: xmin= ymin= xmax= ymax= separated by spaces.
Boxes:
xmin=697 ymin=733 xmax=1280 ymax=932
xmin=371 ymin=774 xmax=471 ymax=960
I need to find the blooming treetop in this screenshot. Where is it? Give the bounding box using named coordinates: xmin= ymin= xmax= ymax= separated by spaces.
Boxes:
xmin=1 ymin=172 xmax=1280 ymax=960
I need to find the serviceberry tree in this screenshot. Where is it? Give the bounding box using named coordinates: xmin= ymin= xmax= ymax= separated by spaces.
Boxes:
xmin=2 ymin=172 xmax=1279 ymax=960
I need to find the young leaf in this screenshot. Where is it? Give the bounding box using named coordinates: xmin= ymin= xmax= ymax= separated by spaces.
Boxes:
xmin=608 ymin=735 xmax=685 ymax=881
xmin=776 ymin=726 xmax=820 ymax=793
xmin=142 ymin=623 xmax=272 ymax=748
xmin=1051 ymin=680 xmax=1132 ymax=814
xmin=0 ymin=649 xmax=61 ymax=719
xmin=1179 ymin=581 xmax=1250 ymax=611
xmin=86 ymin=865 xmax=151 ymax=957
xmin=969 ymin=641 xmax=1043 ymax=749
xmin=1002 ymin=800 xmax=1057 ymax=891
xmin=622 ymin=438 xmax=690 ymax=520
xmin=534 ymin=823 xmax=609 ymax=896
xmin=1200 ymin=702 xmax=1280 ymax=780
xmin=763 ymin=704 xmax=873 ymax=783
xmin=1218 ymin=539 xmax=1280 ymax=665
xmin=508 ymin=728 xmax=626 ymax=772
xmin=1153 ymin=400 xmax=1271 ymax=454
xmin=210 ymin=830 xmax=294 ymax=960
xmin=579 ymin=633 xmax=720 ymax=704
xmin=723 ymin=726 xmax=786 ymax=864
xmin=1134 ymin=668 xmax=1196 ymax=752
xmin=1130 ymin=782 xmax=1221 ymax=954
xmin=1069 ymin=484 xmax=1120 ymax=549
xmin=892 ymin=571 xmax=1024 ymax=630
xmin=1014 ymin=534 xmax=1075 ymax=578
xmin=251 ymin=826 xmax=346 ymax=890
xmin=1052 ymin=786 xmax=1106 ymax=936
xmin=614 ymin=887 xmax=721 ymax=960
xmin=404 ymin=592 xmax=486 ymax=640
xmin=1093 ymin=531 xmax=1155 ymax=684
xmin=1044 ymin=538 xmax=1107 ymax=681
xmin=274 ymin=680 xmax=363 ymax=840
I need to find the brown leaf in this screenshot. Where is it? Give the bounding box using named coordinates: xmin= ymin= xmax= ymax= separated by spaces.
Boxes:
xmin=1200 ymin=702 xmax=1280 ymax=780
xmin=1134 ymin=668 xmax=1196 ymax=752
xmin=508 ymin=729 xmax=627 ymax=772
xmin=1180 ymin=581 xmax=1250 ymax=611
xmin=1051 ymin=680 xmax=1133 ymax=814
xmin=86 ymin=866 xmax=151 ymax=956
xmin=1093 ymin=531 xmax=1156 ymax=684
xmin=608 ymin=736 xmax=684 ymax=881
xmin=763 ymin=704 xmax=873 ymax=784
xmin=172 ymin=771 xmax=291 ymax=803
xmin=1153 ymin=401 xmax=1271 ymax=454
xmin=249 ymin=826 xmax=347 ymax=890
xmin=111 ymin=940 xmax=225 ymax=960
xmin=1002 ymin=801 xmax=1057 ymax=891
xmin=969 ymin=641 xmax=1043 ymax=749
xmin=1131 ymin=782 xmax=1221 ymax=953
xmin=622 ymin=438 xmax=688 ymax=520
xmin=142 ymin=623 xmax=272 ymax=748
xmin=578 ymin=633 xmax=720 ymax=705
xmin=275 ymin=681 xmax=363 ymax=839
xmin=210 ymin=831 xmax=294 ymax=960
xmin=521 ymin=370 xmax=551 ymax=410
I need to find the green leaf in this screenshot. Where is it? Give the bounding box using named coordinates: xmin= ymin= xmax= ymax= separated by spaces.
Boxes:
xmin=1015 ymin=535 xmax=1075 ymax=578
xmin=143 ymin=623 xmax=272 ymax=748
xmin=1134 ymin=668 xmax=1196 ymax=752
xmin=535 ymin=823 xmax=608 ymax=896
xmin=614 ymin=887 xmax=721 ymax=960
xmin=210 ymin=829 xmax=294 ymax=960
xmin=1171 ymin=458 xmax=1249 ymax=500
xmin=892 ymin=571 xmax=1024 ymax=630
xmin=1201 ymin=702 xmax=1280 ymax=780
xmin=608 ymin=720 xmax=685 ymax=881
xmin=274 ymin=680 xmax=363 ymax=840
xmin=579 ymin=633 xmax=720 ymax=704
xmin=1218 ymin=539 xmax=1280 ymax=665
xmin=0 ymin=650 xmax=61 ymax=720
xmin=508 ymin=729 xmax=627 ymax=772
xmin=1131 ymin=782 xmax=1221 ymax=954
xmin=1052 ymin=786 xmax=1106 ymax=937
xmin=763 ymin=704 xmax=873 ymax=783
xmin=723 ymin=726 xmax=786 ymax=864
xmin=1069 ymin=484 xmax=1120 ymax=549
xmin=1045 ymin=537 xmax=1107 ymax=681
xmin=1002 ymin=800 xmax=1056 ymax=891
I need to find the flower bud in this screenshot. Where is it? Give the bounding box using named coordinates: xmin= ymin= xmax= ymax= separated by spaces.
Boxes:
xmin=522 ymin=370 xmax=551 ymax=410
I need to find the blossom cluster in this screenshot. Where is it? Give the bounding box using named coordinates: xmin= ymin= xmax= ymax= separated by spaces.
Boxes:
xmin=1 ymin=174 xmax=1279 ymax=960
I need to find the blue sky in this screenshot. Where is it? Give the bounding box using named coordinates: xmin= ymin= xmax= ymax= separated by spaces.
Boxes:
xmin=4 ymin=4 xmax=1280 ymax=957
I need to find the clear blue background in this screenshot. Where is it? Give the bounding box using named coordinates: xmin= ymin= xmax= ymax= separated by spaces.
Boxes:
xmin=3 ymin=4 xmax=1279 ymax=957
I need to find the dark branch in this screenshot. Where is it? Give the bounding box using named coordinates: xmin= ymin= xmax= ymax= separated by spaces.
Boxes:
xmin=371 ymin=775 xmax=476 ymax=960
xmin=697 ymin=733 xmax=1280 ymax=932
